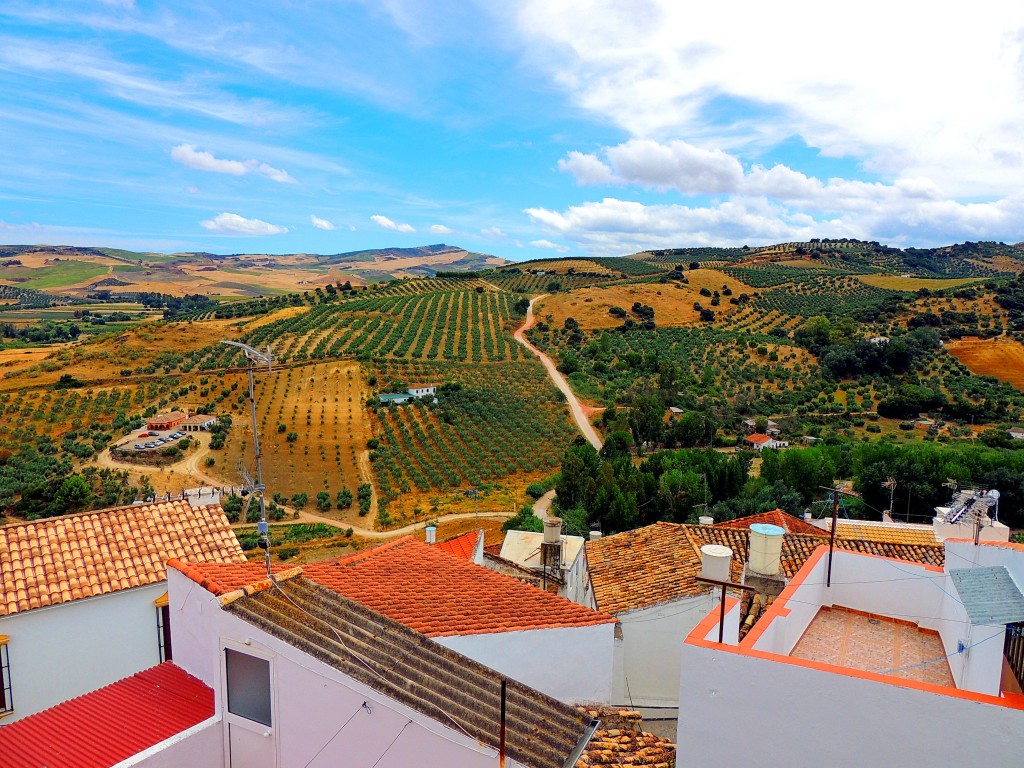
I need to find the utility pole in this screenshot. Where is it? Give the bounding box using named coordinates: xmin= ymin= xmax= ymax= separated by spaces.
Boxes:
xmin=222 ymin=340 xmax=275 ymax=574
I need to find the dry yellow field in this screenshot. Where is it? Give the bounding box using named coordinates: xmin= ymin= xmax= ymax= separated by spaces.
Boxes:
xmin=536 ymin=269 xmax=752 ymax=329
xmin=946 ymin=337 xmax=1024 ymax=391
xmin=223 ymin=361 xmax=372 ymax=514
xmin=858 ymin=275 xmax=984 ymax=291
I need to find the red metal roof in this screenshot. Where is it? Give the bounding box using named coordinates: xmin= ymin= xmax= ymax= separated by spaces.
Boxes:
xmin=436 ymin=530 xmax=480 ymax=560
xmin=175 ymin=537 xmax=617 ymax=637
xmin=0 ymin=662 xmax=214 ymax=768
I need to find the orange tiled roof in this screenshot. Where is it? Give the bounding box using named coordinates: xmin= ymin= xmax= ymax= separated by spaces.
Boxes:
xmin=0 ymin=500 xmax=245 ymax=617
xmin=585 ymin=522 xmax=945 ymax=615
xmin=832 ymin=520 xmax=939 ymax=546
xmin=714 ymin=509 xmax=825 ymax=537
xmin=436 ymin=529 xmax=481 ymax=560
xmin=745 ymin=433 xmax=773 ymax=445
xmin=177 ymin=537 xmax=616 ymax=637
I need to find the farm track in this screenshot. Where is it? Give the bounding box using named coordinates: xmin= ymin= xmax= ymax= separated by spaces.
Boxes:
xmin=514 ymin=295 xmax=603 ymax=451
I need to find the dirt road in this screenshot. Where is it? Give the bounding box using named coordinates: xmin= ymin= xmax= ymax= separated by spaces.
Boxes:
xmin=288 ymin=507 xmax=510 ymax=539
xmin=95 ymin=432 xmax=226 ymax=492
xmin=513 ymin=295 xmax=603 ymax=451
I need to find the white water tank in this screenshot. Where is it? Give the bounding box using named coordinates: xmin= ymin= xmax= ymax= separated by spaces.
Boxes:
xmin=700 ymin=544 xmax=732 ymax=582
xmin=698 ymin=516 xmax=714 ymax=526
xmin=748 ymin=523 xmax=785 ymax=576
xmin=543 ymin=517 xmax=563 ymax=545
xmin=589 ymin=530 xmax=603 ymax=541
xmin=425 ymin=525 xmax=436 ymax=545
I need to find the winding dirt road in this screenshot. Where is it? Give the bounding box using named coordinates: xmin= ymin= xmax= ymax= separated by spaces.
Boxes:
xmin=513 ymin=295 xmax=603 ymax=451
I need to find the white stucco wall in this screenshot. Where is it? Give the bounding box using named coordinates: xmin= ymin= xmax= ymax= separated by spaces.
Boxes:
xmin=678 ymin=639 xmax=1024 ymax=768
xmin=564 ymin=548 xmax=596 ymax=609
xmin=168 ymin=569 xmax=535 ymax=768
xmin=610 ymin=593 xmax=714 ymax=708
xmin=118 ymin=718 xmax=223 ymax=768
xmin=1 ymin=582 xmax=166 ymax=720
xmin=436 ymin=623 xmax=614 ymax=704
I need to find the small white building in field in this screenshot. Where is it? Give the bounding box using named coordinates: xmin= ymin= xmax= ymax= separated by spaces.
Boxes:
xmin=744 ymin=433 xmax=789 ymax=450
xmin=0 ymin=500 xmax=244 ymax=721
xmin=678 ymin=538 xmax=1024 ymax=766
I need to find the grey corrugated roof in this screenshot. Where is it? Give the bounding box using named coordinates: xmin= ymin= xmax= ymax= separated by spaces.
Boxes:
xmin=225 ymin=576 xmax=596 ymax=768
xmin=949 ymin=566 xmax=1024 ymax=626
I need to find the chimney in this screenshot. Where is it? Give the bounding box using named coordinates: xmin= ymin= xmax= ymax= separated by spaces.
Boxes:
xmin=425 ymin=525 xmax=436 ymax=545
xmin=698 ymin=515 xmax=714 ymax=526
xmin=803 ymin=511 xmax=812 ymax=522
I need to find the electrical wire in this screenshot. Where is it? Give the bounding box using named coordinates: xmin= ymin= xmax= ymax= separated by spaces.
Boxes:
xmin=370 ymin=720 xmax=412 ymax=768
xmin=876 ymin=628 xmax=1004 ymax=676
xmin=301 ymin=702 xmax=364 ymax=768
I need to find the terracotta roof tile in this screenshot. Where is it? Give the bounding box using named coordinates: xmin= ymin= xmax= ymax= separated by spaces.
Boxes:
xmin=0 ymin=500 xmax=245 ymax=617
xmin=714 ymin=509 xmax=826 ymax=537
xmin=586 ymin=522 xmax=945 ymax=615
xmin=832 ymin=520 xmax=940 ymax=546
xmin=0 ymin=662 xmax=213 ymax=768
xmin=177 ymin=537 xmax=616 ymax=637
xmin=436 ymin=529 xmax=481 ymax=560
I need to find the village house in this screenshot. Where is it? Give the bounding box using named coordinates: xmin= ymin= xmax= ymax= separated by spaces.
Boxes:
xmin=179 ymin=413 xmax=219 ymax=432
xmin=495 ymin=518 xmax=588 ymax=600
xmin=378 ymin=383 xmax=439 ymax=406
xmin=0 ymin=500 xmax=243 ymax=720
xmin=743 ymin=418 xmax=781 ymax=436
xmin=173 ymin=536 xmax=616 ymax=705
xmin=146 ymin=411 xmax=187 ymax=431
xmin=0 ymin=561 xmax=601 ymax=768
xmin=744 ymin=433 xmax=789 ymax=450
xmin=577 ymin=517 xmax=945 ymax=720
xmin=678 ymin=537 xmax=1024 ymax=765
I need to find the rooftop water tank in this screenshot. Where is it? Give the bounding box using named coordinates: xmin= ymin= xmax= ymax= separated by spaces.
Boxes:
xmin=543 ymin=517 xmax=563 ymax=545
xmin=698 ymin=515 xmax=714 ymax=526
xmin=700 ymin=544 xmax=732 ymax=582
xmin=748 ymin=523 xmax=785 ymax=576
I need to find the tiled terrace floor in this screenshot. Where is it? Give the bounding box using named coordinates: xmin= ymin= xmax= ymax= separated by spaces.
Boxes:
xmin=790 ymin=606 xmax=955 ymax=688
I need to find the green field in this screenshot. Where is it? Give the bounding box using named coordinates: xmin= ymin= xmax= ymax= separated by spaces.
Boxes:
xmin=5 ymin=262 xmax=108 ymax=289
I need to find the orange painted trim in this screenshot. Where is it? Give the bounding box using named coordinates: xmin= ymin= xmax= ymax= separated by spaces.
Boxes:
xmin=683 ymin=544 xmax=1024 ymax=712
xmin=153 ymin=592 xmax=169 ymax=608
xmin=946 ymin=537 xmax=1024 ymax=552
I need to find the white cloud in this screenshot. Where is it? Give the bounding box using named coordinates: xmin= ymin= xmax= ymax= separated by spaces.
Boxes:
xmin=518 ymin=1 xmax=1024 ymax=197
xmin=481 ymin=226 xmax=506 ymax=238
xmin=529 ymin=239 xmax=570 ymax=253
xmin=429 ymin=224 xmax=453 ymax=234
xmin=526 ymin=193 xmax=1024 ymax=255
xmin=371 ymin=214 xmax=415 ymax=233
xmin=170 ymin=144 xmax=296 ymax=183
xmin=310 ymin=214 xmax=336 ymax=230
xmin=558 ymin=151 xmax=618 ymax=185
xmin=200 ymin=212 xmax=287 ymax=235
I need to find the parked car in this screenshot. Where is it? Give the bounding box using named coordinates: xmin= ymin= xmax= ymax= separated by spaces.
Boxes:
xmin=134 ymin=444 xmax=144 ymax=450
xmin=144 ymin=442 xmax=156 ymax=448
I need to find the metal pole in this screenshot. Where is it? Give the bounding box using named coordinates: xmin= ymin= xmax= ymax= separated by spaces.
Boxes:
xmin=499 ymin=679 xmax=507 ymax=768
xmin=827 ymin=487 xmax=839 ymax=588
xmin=718 ymin=584 xmax=727 ymax=644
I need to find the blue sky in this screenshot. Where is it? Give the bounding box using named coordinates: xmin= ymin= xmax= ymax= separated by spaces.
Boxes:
xmin=1 ymin=1 xmax=1023 ymax=259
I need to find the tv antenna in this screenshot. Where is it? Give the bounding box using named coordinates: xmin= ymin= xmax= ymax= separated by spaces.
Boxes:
xmin=221 ymin=340 xmax=275 ymax=574
xmin=881 ymin=477 xmax=897 ymax=519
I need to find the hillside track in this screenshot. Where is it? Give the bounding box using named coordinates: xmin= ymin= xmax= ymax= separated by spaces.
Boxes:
xmin=513 ymin=295 xmax=603 ymax=451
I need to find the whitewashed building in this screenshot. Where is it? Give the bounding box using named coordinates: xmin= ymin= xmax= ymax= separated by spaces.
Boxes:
xmin=0 ymin=561 xmax=601 ymax=768
xmin=0 ymin=500 xmax=244 ymax=721
xmin=678 ymin=538 xmax=1024 ymax=766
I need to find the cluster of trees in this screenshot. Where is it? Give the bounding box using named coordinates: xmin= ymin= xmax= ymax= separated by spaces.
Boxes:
xmin=795 ymin=317 xmax=942 ymax=379
xmin=1 ymin=321 xmax=81 ymax=344
xmin=547 ymin=438 xmax=1024 ymax=535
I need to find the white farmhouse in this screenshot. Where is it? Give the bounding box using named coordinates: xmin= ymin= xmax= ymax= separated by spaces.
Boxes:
xmin=0 ymin=562 xmax=601 ymax=768
xmin=678 ymin=538 xmax=1024 ymax=766
xmin=0 ymin=500 xmax=243 ymax=721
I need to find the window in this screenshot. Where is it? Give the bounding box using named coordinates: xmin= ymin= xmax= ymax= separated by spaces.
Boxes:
xmin=225 ymin=649 xmax=272 ymax=727
xmin=155 ymin=594 xmax=172 ymax=662
xmin=0 ymin=636 xmax=11 ymax=715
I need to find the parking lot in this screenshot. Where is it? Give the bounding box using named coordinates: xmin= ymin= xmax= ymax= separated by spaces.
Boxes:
xmin=129 ymin=429 xmax=190 ymax=452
